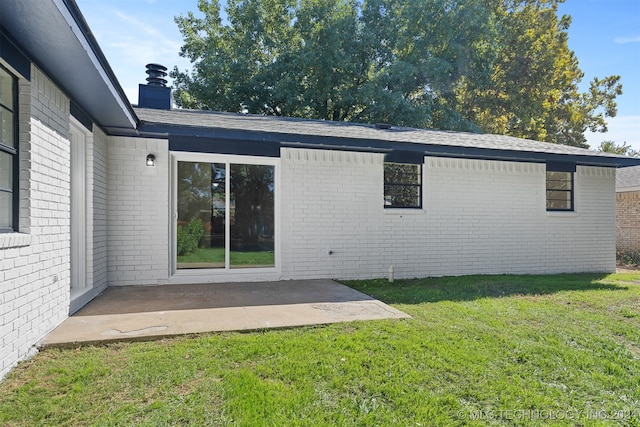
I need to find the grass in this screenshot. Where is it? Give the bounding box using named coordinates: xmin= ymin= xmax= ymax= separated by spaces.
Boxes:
xmin=177 ymin=247 xmax=274 ymax=267
xmin=2 ymin=273 xmax=640 ymax=426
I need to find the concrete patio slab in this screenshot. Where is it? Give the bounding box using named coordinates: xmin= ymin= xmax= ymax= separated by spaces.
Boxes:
xmin=41 ymin=279 xmax=410 ymax=347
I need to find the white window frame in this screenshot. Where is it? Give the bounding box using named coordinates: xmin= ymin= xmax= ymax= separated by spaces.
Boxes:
xmin=170 ymin=152 xmax=281 ymax=282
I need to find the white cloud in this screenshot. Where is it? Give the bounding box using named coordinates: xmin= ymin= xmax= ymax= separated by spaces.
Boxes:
xmin=614 ymin=36 xmax=640 ymax=44
xmin=111 ymin=9 xmax=182 ymax=52
xmin=585 ymin=115 xmax=640 ymax=151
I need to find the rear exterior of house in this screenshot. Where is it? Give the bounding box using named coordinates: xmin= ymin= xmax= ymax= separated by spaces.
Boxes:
xmin=122 ymin=108 xmax=619 ymax=287
xmin=1 ymin=0 xmax=639 ymax=380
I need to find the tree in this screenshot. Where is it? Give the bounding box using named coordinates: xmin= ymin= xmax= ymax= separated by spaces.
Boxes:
xmin=456 ymin=0 xmax=621 ymax=147
xmin=598 ymin=141 xmax=640 ymax=157
xmin=172 ymin=0 xmax=495 ymax=129
xmin=172 ymin=0 xmax=622 ymax=147
xmin=356 ymin=0 xmax=494 ymax=130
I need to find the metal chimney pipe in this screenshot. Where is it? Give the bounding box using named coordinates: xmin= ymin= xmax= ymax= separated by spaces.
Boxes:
xmin=145 ymin=63 xmax=168 ymax=87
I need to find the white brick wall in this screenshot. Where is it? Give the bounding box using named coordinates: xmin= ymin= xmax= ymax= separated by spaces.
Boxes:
xmin=0 ymin=66 xmax=72 ymax=379
xmin=280 ymin=149 xmax=383 ymax=279
xmin=31 ymin=66 xmax=70 ymax=140
xmin=107 ymin=137 xmax=169 ymax=286
xmin=280 ymin=148 xmax=616 ymax=280
xmin=90 ymin=128 xmax=109 ymax=289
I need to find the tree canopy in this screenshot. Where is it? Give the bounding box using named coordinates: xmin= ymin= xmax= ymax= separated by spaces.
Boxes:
xmin=172 ymin=0 xmax=622 ymax=148
xmin=598 ymin=140 xmax=639 ymax=157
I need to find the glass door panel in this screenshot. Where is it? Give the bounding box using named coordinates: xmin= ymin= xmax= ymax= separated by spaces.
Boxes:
xmin=230 ymin=164 xmax=275 ymax=268
xmin=177 ymin=162 xmax=226 ymax=269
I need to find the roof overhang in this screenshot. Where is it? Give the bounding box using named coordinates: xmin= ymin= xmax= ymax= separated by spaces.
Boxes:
xmin=617 ymin=186 xmax=640 ymax=193
xmin=136 ymin=121 xmax=640 ymax=169
xmin=0 ymin=0 xmax=137 ymax=132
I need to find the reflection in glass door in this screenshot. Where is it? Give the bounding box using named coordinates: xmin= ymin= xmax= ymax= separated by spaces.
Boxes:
xmin=176 ymin=160 xmax=275 ymax=270
xmin=177 ymin=162 xmax=225 ymax=269
xmin=230 ymin=164 xmax=275 ymax=268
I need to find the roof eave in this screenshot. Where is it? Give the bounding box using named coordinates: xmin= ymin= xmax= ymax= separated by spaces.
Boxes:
xmin=138 ymin=121 xmax=640 ymax=168
xmin=617 ymin=186 xmax=640 ymax=193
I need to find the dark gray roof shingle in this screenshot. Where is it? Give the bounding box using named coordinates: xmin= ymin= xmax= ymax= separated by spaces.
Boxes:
xmin=617 ymin=165 xmax=640 ymax=190
xmin=134 ymin=107 xmax=640 ymax=167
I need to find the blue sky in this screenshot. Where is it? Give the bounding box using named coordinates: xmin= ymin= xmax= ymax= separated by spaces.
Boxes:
xmin=76 ymin=0 xmax=639 ymax=150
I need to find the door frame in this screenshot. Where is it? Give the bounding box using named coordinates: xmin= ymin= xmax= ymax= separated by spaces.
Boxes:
xmin=169 ymin=151 xmax=281 ymax=283
xmin=70 ymin=119 xmax=87 ymax=293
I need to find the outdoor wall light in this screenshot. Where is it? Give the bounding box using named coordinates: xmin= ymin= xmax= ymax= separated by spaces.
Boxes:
xmin=146 ymin=154 xmax=156 ymax=167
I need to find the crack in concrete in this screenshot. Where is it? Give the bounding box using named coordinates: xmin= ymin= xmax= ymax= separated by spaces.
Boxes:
xmin=101 ymin=325 xmax=169 ymax=337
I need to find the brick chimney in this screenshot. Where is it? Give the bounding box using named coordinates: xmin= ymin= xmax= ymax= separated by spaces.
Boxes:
xmin=138 ymin=63 xmax=171 ymax=109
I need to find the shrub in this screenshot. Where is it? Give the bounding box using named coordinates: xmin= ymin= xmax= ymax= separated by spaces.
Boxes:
xmin=177 ymin=218 xmax=204 ymax=256
xmin=616 ymin=250 xmax=640 ymax=266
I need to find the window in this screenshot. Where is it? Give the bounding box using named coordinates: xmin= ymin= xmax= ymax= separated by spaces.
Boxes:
xmin=0 ymin=65 xmax=17 ymax=232
xmin=384 ymin=163 xmax=422 ymax=208
xmin=546 ymin=163 xmax=575 ymax=211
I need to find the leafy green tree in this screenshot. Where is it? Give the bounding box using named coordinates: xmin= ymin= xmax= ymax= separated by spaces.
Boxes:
xmin=356 ymin=0 xmax=494 ymax=130
xmin=172 ymin=0 xmax=494 ymax=129
xmin=598 ymin=140 xmax=640 ymax=157
xmin=455 ymin=0 xmax=621 ymax=147
xmin=172 ymin=0 xmax=297 ymax=112
xmin=172 ymin=0 xmax=621 ymax=148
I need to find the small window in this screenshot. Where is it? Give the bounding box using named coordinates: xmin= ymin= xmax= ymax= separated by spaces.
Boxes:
xmin=384 ymin=163 xmax=422 ymax=208
xmin=546 ymin=169 xmax=574 ymax=211
xmin=0 ymin=65 xmax=17 ymax=232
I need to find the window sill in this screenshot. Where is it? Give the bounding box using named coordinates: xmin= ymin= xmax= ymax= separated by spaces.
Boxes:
xmin=546 ymin=211 xmax=578 ymax=218
xmin=0 ymin=232 xmax=32 ymax=249
xmin=384 ymin=208 xmax=425 ymax=215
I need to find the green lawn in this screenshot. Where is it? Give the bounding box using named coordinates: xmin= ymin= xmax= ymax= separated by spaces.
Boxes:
xmin=2 ymin=273 xmax=640 ymax=426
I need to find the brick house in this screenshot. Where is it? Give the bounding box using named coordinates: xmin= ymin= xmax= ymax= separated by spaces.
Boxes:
xmin=616 ymin=166 xmax=640 ymax=253
xmin=1 ymin=0 xmax=640 ymax=379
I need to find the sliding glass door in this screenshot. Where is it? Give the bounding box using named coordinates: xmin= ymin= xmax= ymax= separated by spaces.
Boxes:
xmin=176 ymin=158 xmax=275 ymax=270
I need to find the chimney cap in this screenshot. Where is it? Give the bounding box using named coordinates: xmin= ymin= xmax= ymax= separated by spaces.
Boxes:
xmin=146 ymin=63 xmax=168 ymax=72
xmin=145 ymin=63 xmax=168 ymax=87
